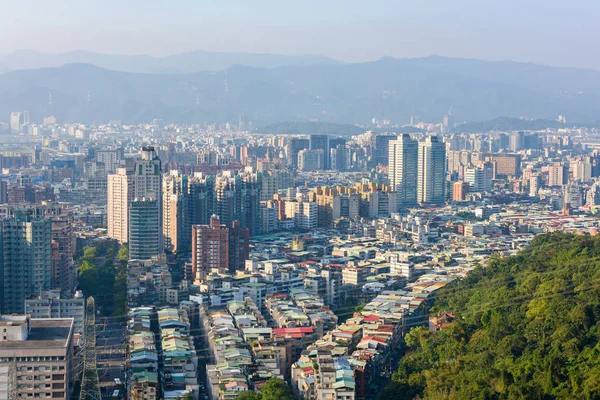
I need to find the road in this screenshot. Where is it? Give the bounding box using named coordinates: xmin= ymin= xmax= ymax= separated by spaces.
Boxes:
xmin=96 ymin=317 xmax=127 ymax=398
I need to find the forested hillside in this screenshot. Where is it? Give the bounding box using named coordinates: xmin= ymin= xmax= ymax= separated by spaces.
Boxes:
xmin=381 ymin=233 xmax=600 ymax=399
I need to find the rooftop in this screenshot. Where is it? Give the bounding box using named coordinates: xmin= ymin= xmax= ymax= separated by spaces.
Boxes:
xmin=0 ymin=318 xmax=73 ymax=349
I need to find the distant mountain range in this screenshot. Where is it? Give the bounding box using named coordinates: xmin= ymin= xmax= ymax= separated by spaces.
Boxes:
xmin=0 ymin=49 xmax=339 ymax=74
xmin=455 ymin=117 xmax=593 ymax=133
xmin=1 ymin=55 xmax=600 ymax=126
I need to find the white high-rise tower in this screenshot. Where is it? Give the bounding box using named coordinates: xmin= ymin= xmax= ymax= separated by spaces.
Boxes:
xmin=417 ymin=136 xmax=446 ymax=205
xmin=388 ymin=134 xmax=418 ymax=207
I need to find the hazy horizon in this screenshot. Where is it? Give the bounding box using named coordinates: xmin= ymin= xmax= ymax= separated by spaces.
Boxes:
xmin=0 ymin=0 xmax=597 ymax=70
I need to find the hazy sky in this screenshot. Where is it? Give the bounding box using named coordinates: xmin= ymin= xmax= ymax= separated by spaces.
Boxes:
xmin=1 ymin=0 xmax=597 ymax=69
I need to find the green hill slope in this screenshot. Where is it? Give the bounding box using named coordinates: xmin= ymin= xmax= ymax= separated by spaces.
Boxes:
xmin=382 ymin=232 xmax=600 ymax=399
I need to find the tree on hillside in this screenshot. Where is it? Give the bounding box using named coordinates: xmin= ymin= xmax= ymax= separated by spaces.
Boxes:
xmin=380 ymin=232 xmax=600 ymax=399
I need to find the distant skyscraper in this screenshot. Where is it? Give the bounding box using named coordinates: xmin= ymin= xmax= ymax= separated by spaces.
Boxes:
xmin=509 ymin=131 xmax=525 ymax=152
xmin=465 ymin=162 xmax=493 ymax=193
xmin=309 ymin=134 xmax=330 ymax=169
xmin=107 ymin=167 xmax=134 ymax=243
xmin=417 ymin=136 xmax=446 ymax=205
xmin=572 ymin=159 xmax=592 ymax=182
xmin=0 ymin=212 xmax=52 ymax=314
xmin=213 ymin=171 xmax=261 ymax=237
xmin=547 ymin=163 xmax=568 ymax=187
xmin=134 ymin=146 xmax=162 ymax=199
xmin=442 ymin=112 xmax=454 ymax=133
xmin=10 ymin=112 xmax=23 ymax=134
xmin=162 ymin=171 xmax=190 ymax=253
xmin=287 ymin=138 xmax=309 ymax=168
xmin=129 ymin=198 xmax=161 ymax=261
xmin=298 ymin=149 xmax=324 ymax=171
xmin=228 ymin=220 xmax=249 ymax=274
xmin=374 ymin=135 xmax=397 ymax=167
xmin=0 ymin=180 xmax=6 ymax=204
xmin=330 ymin=145 xmax=350 ymax=171
xmin=189 ymin=174 xmax=216 ymax=226
xmin=389 ymin=134 xmax=418 ymax=207
xmin=260 ymin=170 xmax=294 ymax=201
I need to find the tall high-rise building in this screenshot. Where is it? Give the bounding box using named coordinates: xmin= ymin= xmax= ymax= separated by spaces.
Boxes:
xmin=298 ymin=149 xmax=324 ymax=171
xmin=107 ymin=167 xmax=134 ymax=243
xmin=287 ymin=138 xmax=309 ymax=168
xmin=129 ymin=198 xmax=161 ymax=261
xmin=442 ymin=112 xmax=454 ymax=133
xmin=214 ymin=171 xmax=261 ymax=237
xmin=10 ymin=112 xmax=23 ymax=134
xmin=133 ymin=146 xmax=163 ymax=254
xmin=0 ymin=212 xmax=53 ymax=314
xmin=260 ymin=170 xmax=294 ymax=201
xmin=389 ymin=134 xmax=418 ymax=207
xmin=572 ymin=159 xmax=592 ymax=182
xmin=51 ymin=211 xmax=75 ymax=292
xmin=330 ymin=145 xmax=350 ymax=171
xmin=189 ymin=174 xmax=216 ymax=226
xmin=374 ymin=135 xmax=398 ymax=167
xmin=0 ymin=180 xmax=6 ymax=204
xmin=192 ymin=215 xmax=229 ymax=281
xmin=228 ymin=220 xmax=249 ymax=274
xmin=309 ymin=134 xmax=330 ymax=169
xmin=417 ymin=136 xmax=446 ymax=205
xmin=134 ymin=146 xmax=162 ymax=200
xmin=547 ymin=163 xmax=568 ymax=187
xmin=465 ymin=162 xmax=493 ymax=193
xmin=162 ymin=171 xmax=190 ymax=253
xmin=509 ymin=131 xmax=525 ymax=152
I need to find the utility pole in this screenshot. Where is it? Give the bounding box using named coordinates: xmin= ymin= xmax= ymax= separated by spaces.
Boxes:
xmin=79 ymin=297 xmax=101 ymax=400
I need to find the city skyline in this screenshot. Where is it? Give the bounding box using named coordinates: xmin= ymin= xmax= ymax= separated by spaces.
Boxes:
xmin=1 ymin=3 xmax=600 ymax=398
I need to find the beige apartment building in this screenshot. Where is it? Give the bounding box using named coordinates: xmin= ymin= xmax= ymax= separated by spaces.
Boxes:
xmin=0 ymin=315 xmax=74 ymax=400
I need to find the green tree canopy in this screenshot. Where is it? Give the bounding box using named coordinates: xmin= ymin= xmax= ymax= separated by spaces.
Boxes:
xmin=236 ymin=391 xmax=262 ymax=400
xmin=261 ymin=377 xmax=293 ymax=400
xmin=381 ymin=232 xmax=600 ymax=399
xmin=117 ymin=246 xmax=129 ymax=262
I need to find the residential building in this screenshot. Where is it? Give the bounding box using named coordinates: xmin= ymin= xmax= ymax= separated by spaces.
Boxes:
xmin=547 ymin=163 xmax=568 ymax=187
xmin=0 ymin=315 xmax=74 ymax=400
xmin=163 ymin=171 xmax=190 ymax=253
xmin=192 ymin=216 xmax=230 ymax=281
xmin=452 ymin=181 xmax=469 ymax=202
xmin=24 ymin=290 xmax=85 ymax=334
xmin=298 ymin=149 xmax=324 ymax=172
xmin=0 ymin=212 xmax=53 ymax=314
xmin=107 ymin=167 xmax=134 ymax=243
